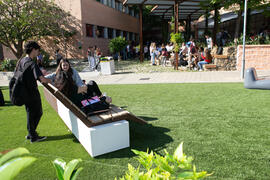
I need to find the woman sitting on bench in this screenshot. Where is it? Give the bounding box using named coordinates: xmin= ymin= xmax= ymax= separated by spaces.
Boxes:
xmin=53 ymin=59 xmax=112 ymax=115
xmin=197 ymin=48 xmax=212 ymax=71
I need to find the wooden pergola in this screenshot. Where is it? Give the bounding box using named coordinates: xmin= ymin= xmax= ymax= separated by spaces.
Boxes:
xmin=123 ymin=0 xmax=207 ymax=69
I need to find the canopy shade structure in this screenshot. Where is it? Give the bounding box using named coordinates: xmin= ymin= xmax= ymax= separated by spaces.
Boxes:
xmin=123 ymin=0 xmax=208 ymax=69
xmin=124 ymin=0 xmax=208 ymax=20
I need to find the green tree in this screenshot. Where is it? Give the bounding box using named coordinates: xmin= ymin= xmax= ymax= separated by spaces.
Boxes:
xmin=0 ymin=0 xmax=76 ymax=59
xmin=109 ymin=36 xmax=128 ymax=61
xmin=210 ymin=0 xmax=267 ymax=42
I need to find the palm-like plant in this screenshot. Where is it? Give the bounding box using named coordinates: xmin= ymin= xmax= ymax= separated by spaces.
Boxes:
xmin=0 ymin=147 xmax=36 ymax=180
xmin=52 ymin=158 xmax=83 ymax=180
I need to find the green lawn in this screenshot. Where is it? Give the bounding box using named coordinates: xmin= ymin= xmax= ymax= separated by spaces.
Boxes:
xmin=1 ymin=83 xmax=270 ymax=179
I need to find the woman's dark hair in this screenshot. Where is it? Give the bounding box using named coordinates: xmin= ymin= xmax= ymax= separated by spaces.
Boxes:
xmin=200 ymin=47 xmax=204 ymax=52
xmin=56 ymin=59 xmax=73 ymax=77
xmin=24 ymin=41 xmax=40 ymax=54
xmin=54 ymin=71 xmax=76 ymax=97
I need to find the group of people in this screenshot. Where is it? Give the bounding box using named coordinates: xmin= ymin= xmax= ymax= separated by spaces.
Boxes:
xmin=87 ymin=46 xmax=102 ymax=71
xmin=148 ymin=42 xmax=174 ymax=66
xmin=147 ymin=35 xmax=213 ymax=71
xmin=16 ymin=41 xmax=111 ymax=143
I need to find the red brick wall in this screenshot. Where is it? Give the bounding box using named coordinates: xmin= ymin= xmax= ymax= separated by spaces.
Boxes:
xmin=237 ymin=45 xmax=270 ymax=70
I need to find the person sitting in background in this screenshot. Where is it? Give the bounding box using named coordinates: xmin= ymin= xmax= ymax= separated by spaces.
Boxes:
xmin=160 ymin=44 xmax=168 ymax=66
xmin=197 ymin=49 xmax=213 ymax=71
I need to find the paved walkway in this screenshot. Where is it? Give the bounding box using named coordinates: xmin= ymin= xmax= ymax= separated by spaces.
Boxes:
xmin=1 ymin=70 xmax=270 ymax=86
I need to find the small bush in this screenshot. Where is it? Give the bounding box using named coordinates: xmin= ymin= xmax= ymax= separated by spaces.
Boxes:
xmin=117 ymin=142 xmax=212 ymax=180
xmin=170 ymin=33 xmax=184 ymax=53
xmin=109 ymin=36 xmax=128 ymax=54
xmin=0 ymin=59 xmax=17 ymax=71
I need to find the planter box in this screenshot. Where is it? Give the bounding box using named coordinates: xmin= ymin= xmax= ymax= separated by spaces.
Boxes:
xmin=43 ymin=83 xmax=147 ymax=157
xmin=100 ymin=60 xmax=115 ymax=75
xmin=57 ymin=99 xmax=130 ymax=157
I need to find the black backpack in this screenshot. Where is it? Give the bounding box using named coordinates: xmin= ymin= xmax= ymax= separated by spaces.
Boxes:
xmin=0 ymin=89 xmax=4 ymax=106
xmin=9 ymin=62 xmax=32 ymax=106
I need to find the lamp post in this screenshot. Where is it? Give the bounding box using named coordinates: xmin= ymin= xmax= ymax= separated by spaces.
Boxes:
xmin=241 ymin=0 xmax=248 ymax=79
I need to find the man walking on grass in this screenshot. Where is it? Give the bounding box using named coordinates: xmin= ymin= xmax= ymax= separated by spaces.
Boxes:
xmin=17 ymin=41 xmax=51 ymax=143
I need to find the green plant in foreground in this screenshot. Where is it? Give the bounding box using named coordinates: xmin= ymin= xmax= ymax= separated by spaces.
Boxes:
xmin=117 ymin=142 xmax=212 ymax=180
xmin=52 ymin=158 xmax=83 ymax=180
xmin=0 ymin=147 xmax=36 ymax=180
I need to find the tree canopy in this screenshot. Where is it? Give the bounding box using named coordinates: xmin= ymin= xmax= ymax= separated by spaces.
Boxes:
xmin=0 ymin=0 xmax=76 ymax=59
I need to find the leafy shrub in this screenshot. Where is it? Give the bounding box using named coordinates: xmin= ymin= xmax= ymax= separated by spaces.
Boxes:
xmin=170 ymin=33 xmax=184 ymax=53
xmin=109 ymin=36 xmax=128 ymax=54
xmin=0 ymin=59 xmax=17 ymax=71
xmin=117 ymin=142 xmax=212 ymax=180
xmin=0 ymin=147 xmax=36 ymax=180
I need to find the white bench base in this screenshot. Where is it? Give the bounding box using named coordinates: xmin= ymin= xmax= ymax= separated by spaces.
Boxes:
xmin=57 ymin=100 xmax=130 ymax=157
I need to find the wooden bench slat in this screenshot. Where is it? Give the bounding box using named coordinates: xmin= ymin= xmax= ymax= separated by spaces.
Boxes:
xmin=213 ymin=54 xmax=228 ymax=58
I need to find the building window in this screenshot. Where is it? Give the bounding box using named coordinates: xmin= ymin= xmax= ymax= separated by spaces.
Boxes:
xmin=123 ymin=31 xmax=127 ymax=39
xmin=97 ymin=26 xmax=104 ymax=38
xmin=115 ymin=1 xmax=119 ymax=10
xmin=129 ymin=32 xmax=133 ymax=41
xmin=86 ymin=24 xmax=93 ymax=37
xmin=108 ymin=0 xmax=112 ymax=7
xmin=108 ymin=28 xmax=113 ymax=39
xmin=116 ymin=29 xmax=121 ymax=37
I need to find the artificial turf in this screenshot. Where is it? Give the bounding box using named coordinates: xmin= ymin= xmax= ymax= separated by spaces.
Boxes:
xmin=1 ymin=83 xmax=270 ymax=179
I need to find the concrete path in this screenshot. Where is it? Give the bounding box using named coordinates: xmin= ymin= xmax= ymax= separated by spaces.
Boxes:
xmin=2 ymin=70 xmax=270 ymax=86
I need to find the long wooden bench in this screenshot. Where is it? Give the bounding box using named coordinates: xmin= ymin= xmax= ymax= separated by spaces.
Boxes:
xmin=42 ymin=83 xmax=147 ymax=157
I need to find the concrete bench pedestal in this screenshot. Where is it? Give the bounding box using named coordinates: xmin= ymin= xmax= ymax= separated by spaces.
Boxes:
xmin=57 ymin=100 xmax=130 ymax=157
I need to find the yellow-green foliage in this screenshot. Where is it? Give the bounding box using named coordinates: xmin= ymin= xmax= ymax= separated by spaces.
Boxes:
xmin=117 ymin=142 xmax=212 ymax=180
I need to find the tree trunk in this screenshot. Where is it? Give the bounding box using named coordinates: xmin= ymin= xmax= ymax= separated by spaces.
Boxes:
xmin=0 ymin=44 xmax=4 ymax=60
xmin=246 ymin=8 xmax=251 ymax=36
xmin=205 ymin=9 xmax=209 ymax=35
xmin=234 ymin=10 xmax=242 ymax=43
xmin=118 ymin=52 xmax=121 ymax=61
xmin=213 ymin=5 xmax=219 ymax=46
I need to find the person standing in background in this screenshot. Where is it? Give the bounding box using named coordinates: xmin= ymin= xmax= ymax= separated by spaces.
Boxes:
xmin=87 ymin=46 xmax=95 ymax=71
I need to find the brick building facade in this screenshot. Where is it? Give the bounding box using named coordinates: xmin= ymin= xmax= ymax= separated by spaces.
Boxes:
xmin=2 ymin=0 xmax=139 ymax=60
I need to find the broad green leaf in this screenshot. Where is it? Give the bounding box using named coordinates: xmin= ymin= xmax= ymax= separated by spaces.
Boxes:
xmin=52 ymin=158 xmax=66 ymax=180
xmin=70 ymin=167 xmax=83 ymax=180
xmin=64 ymin=159 xmax=82 ymax=180
xmin=177 ymin=171 xmax=194 ymax=179
xmin=0 ymin=147 xmax=30 ymax=166
xmin=173 ymin=142 xmax=184 ymax=161
xmin=0 ymin=157 xmax=36 ymax=180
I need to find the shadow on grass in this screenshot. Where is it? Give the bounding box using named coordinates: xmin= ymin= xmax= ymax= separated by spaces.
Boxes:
xmin=97 ymin=120 xmax=172 ymax=159
xmin=0 ymin=87 xmax=9 ymax=90
xmin=41 ymin=133 xmax=79 ymax=143
xmin=3 ymin=100 xmax=14 ymax=106
xmin=138 ymin=116 xmax=158 ymax=122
